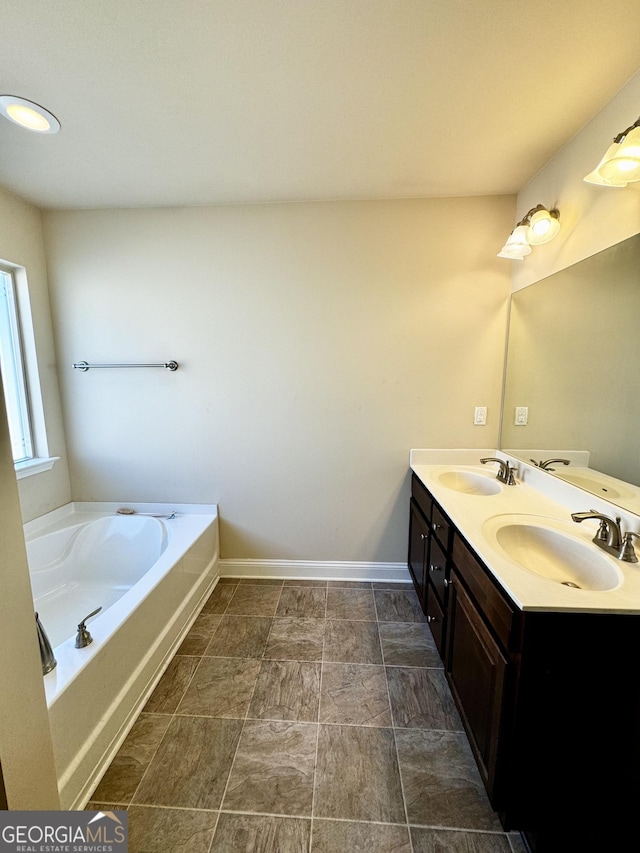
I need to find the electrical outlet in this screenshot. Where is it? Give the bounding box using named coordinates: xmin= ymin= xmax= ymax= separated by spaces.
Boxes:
xmin=514 ymin=406 xmax=528 ymax=425
xmin=474 ymin=406 xmax=487 ymax=425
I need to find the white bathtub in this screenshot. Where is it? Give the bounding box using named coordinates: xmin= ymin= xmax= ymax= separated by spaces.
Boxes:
xmin=23 ymin=501 xmax=220 ymax=809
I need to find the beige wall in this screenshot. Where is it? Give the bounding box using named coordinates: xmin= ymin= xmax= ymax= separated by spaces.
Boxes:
xmin=43 ymin=196 xmax=514 ymax=562
xmin=0 ymin=187 xmax=71 ymax=521
xmin=511 ymin=69 xmax=640 ymax=291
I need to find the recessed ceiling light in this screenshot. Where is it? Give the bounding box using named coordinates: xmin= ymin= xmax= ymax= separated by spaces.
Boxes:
xmin=0 ymin=95 xmax=60 ymax=134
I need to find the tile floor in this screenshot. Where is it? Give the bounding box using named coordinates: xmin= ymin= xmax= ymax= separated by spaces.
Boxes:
xmin=87 ymin=579 xmax=527 ymax=852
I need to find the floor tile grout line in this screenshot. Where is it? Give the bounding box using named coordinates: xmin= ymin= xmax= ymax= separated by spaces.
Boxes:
xmin=376 ymin=603 xmax=415 ymax=853
xmin=309 ymin=608 xmax=326 ymax=852
xmin=126 ymin=650 xmax=205 ymax=808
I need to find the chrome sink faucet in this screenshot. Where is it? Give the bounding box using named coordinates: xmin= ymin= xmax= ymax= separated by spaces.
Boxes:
xmin=480 ymin=457 xmax=517 ymax=485
xmin=571 ymin=510 xmax=638 ymax=562
xmin=530 ymin=458 xmax=570 ymax=472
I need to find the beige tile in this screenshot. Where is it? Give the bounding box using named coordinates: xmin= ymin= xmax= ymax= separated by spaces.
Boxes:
xmin=223 ymin=720 xmax=317 ymax=816
xmin=276 ymin=586 xmax=327 ymax=618
xmin=312 ymin=820 xmax=411 ymax=852
xmin=374 ymin=589 xmax=427 ymax=623
xmin=225 ymin=584 xmax=282 ymax=617
xmin=201 ymin=582 xmax=237 ymax=614
xmin=387 ymin=667 xmax=462 ymax=730
xmin=319 ymin=662 xmax=391 ymax=726
xmin=133 ymin=716 xmax=242 ymax=809
xmin=326 ymin=588 xmax=376 ymax=621
xmin=143 ymin=656 xmax=199 ymax=714
xmin=127 ymin=805 xmax=218 ymax=853
xmin=410 ymin=827 xmax=512 ymax=852
xmin=379 ymin=622 xmax=442 ymax=668
xmin=91 ymin=713 xmax=171 ymax=804
xmin=323 ymin=619 xmax=382 ymax=664
xmin=177 ymin=612 xmax=223 ymax=656
xmin=177 ymin=656 xmax=261 ymax=718
xmin=248 ymin=659 xmax=321 ymax=722
xmin=213 ymin=813 xmax=310 ymax=852
xmin=205 ymin=615 xmax=272 ymax=659
xmin=395 ymin=729 xmax=502 ymax=830
xmin=264 ymin=617 xmax=325 ymax=661
xmin=314 ymin=725 xmax=405 ymax=823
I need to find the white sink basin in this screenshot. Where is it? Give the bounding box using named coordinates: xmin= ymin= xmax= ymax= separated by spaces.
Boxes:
xmin=482 ymin=514 xmax=623 ymax=591
xmin=436 ymin=470 xmax=502 ymax=496
xmin=557 ymin=471 xmax=633 ymax=501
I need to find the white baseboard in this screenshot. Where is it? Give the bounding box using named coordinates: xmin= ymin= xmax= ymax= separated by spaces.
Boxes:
xmin=219 ymin=558 xmax=411 ymax=583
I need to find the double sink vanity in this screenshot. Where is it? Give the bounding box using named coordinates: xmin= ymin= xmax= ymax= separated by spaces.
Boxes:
xmin=408 ymin=449 xmax=640 ymax=851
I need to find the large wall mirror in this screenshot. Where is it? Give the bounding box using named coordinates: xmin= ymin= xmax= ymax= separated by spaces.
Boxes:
xmin=500 ymin=232 xmax=640 ymax=515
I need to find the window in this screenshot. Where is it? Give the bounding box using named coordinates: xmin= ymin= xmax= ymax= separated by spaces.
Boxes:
xmin=0 ymin=262 xmax=57 ymax=477
xmin=0 ymin=268 xmax=32 ymax=461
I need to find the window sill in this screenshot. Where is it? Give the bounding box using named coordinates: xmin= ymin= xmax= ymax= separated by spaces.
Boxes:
xmin=15 ymin=456 xmax=60 ymax=480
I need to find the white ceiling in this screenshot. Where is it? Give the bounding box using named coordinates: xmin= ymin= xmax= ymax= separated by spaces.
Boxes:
xmin=1 ymin=0 xmax=639 ymax=210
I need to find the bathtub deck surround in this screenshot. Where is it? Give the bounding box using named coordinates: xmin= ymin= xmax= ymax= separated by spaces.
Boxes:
xmin=86 ymin=579 xmax=525 ymax=852
xmin=23 ymin=502 xmax=220 ymax=809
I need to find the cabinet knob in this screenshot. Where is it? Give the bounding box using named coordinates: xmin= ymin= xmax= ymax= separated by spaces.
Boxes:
xmin=443 ymin=578 xmax=450 ymax=587
xmin=432 ymin=522 xmax=442 ymax=531
xmin=429 ymin=564 xmax=442 ymax=573
xmin=427 ymin=614 xmax=437 ymax=623
xmin=420 ymin=533 xmax=427 ymax=541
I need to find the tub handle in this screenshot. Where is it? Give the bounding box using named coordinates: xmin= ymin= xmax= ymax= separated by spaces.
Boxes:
xmin=75 ymin=607 xmax=102 ymax=648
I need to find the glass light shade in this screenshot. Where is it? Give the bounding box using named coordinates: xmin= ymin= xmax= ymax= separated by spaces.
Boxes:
xmin=527 ymin=208 xmax=560 ymax=245
xmin=598 ymin=127 xmax=640 ymax=183
xmin=498 ymin=226 xmax=531 ymax=259
xmin=0 ymin=95 xmax=60 ymax=134
xmin=583 ymin=142 xmax=628 ymax=186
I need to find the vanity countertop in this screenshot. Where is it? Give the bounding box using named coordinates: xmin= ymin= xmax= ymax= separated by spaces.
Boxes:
xmin=410 ymin=449 xmax=640 ymax=614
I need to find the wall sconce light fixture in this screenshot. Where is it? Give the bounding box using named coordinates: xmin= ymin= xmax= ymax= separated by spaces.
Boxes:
xmin=584 ymin=117 xmax=640 ymax=187
xmin=498 ymin=204 xmax=560 ymax=260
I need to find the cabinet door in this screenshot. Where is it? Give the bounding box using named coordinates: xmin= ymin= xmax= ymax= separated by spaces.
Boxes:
xmin=408 ymin=499 xmax=429 ymax=610
xmin=446 ymin=569 xmax=509 ymax=802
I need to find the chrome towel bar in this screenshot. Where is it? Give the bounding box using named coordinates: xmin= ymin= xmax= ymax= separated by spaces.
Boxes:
xmin=73 ymin=360 xmax=179 ymax=372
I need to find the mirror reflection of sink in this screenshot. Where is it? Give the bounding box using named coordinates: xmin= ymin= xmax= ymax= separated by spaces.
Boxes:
xmin=556 ymin=471 xmax=633 ymax=501
xmin=436 ymin=470 xmax=502 ymax=496
xmin=483 ymin=514 xmax=623 ymax=591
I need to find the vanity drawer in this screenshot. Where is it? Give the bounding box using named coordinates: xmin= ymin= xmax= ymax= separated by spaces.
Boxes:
xmin=431 ymin=502 xmax=452 ymax=550
xmin=452 ymin=533 xmax=516 ymax=652
xmin=411 ymin=473 xmax=433 ymax=522
xmin=426 ymin=587 xmax=445 ymax=657
xmin=428 ymin=535 xmax=448 ymax=606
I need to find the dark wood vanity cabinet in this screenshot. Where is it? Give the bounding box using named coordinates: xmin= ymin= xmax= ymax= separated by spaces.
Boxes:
xmin=407 ymin=473 xmax=640 ymax=851
xmin=407 ymin=474 xmax=451 ymax=656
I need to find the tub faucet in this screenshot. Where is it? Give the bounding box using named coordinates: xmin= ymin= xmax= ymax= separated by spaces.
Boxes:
xmin=530 ymin=458 xmax=570 ymax=472
xmin=35 ymin=613 xmax=56 ymax=675
xmin=75 ymin=606 xmax=102 ymax=648
xmin=480 ymin=457 xmax=516 ymax=485
xmin=570 ymin=510 xmax=639 ymax=561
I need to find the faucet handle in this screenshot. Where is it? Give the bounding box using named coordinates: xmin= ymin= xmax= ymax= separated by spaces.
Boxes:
xmin=75 ymin=606 xmax=102 ymax=648
xmin=620 ymin=532 xmax=640 ymax=563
